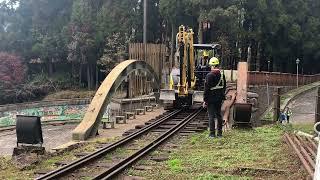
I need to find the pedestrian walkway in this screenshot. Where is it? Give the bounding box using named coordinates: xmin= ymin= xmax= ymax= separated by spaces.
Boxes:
xmin=261 ymin=81 xmax=320 ymax=121
xmin=287 ymin=89 xmax=317 ymax=124
xmin=0 ymin=124 xmax=77 ymax=156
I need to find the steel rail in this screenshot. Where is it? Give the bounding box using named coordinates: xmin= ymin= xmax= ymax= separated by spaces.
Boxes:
xmin=284 ymin=133 xmax=314 ymax=176
xmin=293 ymin=135 xmax=315 ymax=168
xmin=306 ymin=137 xmax=318 ymax=151
xmin=37 ymin=109 xmax=181 ymax=180
xmin=94 ymin=108 xmax=203 ymax=180
xmin=296 ymin=135 xmax=316 ymax=158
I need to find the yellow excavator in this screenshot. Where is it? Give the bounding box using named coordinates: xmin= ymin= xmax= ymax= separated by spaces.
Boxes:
xmin=160 ymin=25 xmax=221 ymax=109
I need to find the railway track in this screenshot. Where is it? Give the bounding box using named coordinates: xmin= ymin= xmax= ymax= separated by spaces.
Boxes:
xmin=37 ymin=107 xmax=207 ymax=180
xmin=284 ymin=133 xmax=318 ymax=178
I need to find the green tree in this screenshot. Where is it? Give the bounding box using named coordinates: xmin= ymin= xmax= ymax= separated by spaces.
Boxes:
xmin=67 ymin=0 xmax=96 ymax=89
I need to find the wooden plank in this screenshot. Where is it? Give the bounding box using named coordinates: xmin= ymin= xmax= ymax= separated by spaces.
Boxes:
xmin=128 ymin=43 xmax=167 ymax=96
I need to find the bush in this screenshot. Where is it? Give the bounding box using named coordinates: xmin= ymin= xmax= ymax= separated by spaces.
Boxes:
xmin=0 ymin=52 xmax=26 ymax=87
xmin=0 ymin=73 xmax=74 ymax=105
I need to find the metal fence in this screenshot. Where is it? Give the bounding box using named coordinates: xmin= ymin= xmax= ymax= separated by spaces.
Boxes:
xmin=248 ymin=71 xmax=320 ymax=86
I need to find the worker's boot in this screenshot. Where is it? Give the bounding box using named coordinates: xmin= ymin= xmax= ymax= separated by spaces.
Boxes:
xmin=209 ymin=131 xmax=215 ymax=138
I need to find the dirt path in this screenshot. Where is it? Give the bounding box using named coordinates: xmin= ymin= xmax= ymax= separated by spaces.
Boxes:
xmin=287 ymin=89 xmax=317 ymax=124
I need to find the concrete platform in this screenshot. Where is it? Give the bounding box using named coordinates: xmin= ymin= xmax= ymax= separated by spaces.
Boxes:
xmin=96 ymin=107 xmax=165 ymax=138
xmin=0 ymin=107 xmax=165 ymax=156
xmin=0 ymin=124 xmax=77 ymax=156
xmin=287 ymin=89 xmax=317 ymax=124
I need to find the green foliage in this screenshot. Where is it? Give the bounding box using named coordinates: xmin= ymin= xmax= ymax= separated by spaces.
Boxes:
xmin=29 ymin=73 xmax=72 ymax=90
xmin=98 ymin=33 xmax=132 ymax=73
xmin=0 ymin=72 xmax=73 ymax=105
xmin=160 ymin=0 xmax=186 ymax=24
xmin=1 ymin=0 xmax=320 ymax=103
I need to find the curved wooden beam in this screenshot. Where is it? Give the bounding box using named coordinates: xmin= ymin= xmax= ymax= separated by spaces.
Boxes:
xmin=72 ymin=60 xmax=160 ymax=140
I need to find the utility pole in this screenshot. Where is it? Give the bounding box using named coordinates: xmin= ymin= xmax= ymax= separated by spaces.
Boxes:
xmin=267 ymin=60 xmax=271 ymax=106
xmin=296 ymin=58 xmax=300 ymax=88
xmin=143 ymin=0 xmax=147 ymax=44
xmin=316 ymin=87 xmax=320 ymax=124
xmin=273 ymin=87 xmax=281 ymax=122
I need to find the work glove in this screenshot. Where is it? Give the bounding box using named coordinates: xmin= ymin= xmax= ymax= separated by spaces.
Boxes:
xmin=202 ymin=102 xmax=207 ymax=108
xmin=223 ymin=94 xmax=227 ymax=100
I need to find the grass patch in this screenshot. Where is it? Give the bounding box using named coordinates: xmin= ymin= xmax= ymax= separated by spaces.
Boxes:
xmin=0 ymin=137 xmax=117 ymax=179
xmin=93 ymin=137 xmax=117 ymax=144
xmin=127 ymin=125 xmax=305 ymax=179
xmin=264 ymin=111 xmax=273 ymax=120
xmin=37 ymin=151 xmax=75 ymax=170
xmin=277 ymin=123 xmax=315 ymax=134
xmin=80 ymin=177 xmax=92 ymax=180
xmin=167 ymin=159 xmax=182 ymax=172
xmin=0 ymin=157 xmax=32 ymax=179
xmin=44 ymin=90 xmax=95 ymax=100
xmin=292 ymin=123 xmax=315 ymax=134
xmin=0 ymin=151 xmax=75 ymax=179
xmin=196 ymin=172 xmax=251 ymax=180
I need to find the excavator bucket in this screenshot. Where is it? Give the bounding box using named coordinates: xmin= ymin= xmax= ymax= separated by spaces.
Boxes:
xmin=233 ymin=103 xmax=252 ymax=127
xmin=193 ymin=91 xmax=204 ymax=103
xmin=159 ymin=89 xmax=176 ymax=101
xmin=233 ymin=62 xmax=252 ymax=127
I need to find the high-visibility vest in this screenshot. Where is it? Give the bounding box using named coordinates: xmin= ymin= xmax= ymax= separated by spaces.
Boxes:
xmin=210 ymin=70 xmax=225 ymax=90
xmin=169 ymin=75 xmax=174 ymax=89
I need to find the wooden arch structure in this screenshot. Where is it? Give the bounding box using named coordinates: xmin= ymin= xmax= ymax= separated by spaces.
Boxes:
xmin=72 ymin=60 xmax=160 ymax=140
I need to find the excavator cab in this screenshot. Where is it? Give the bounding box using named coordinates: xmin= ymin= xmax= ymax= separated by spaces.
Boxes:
xmin=192 ymin=44 xmax=221 ymax=104
xmin=193 ymin=44 xmax=221 ymax=90
xmin=160 ymin=25 xmax=221 ymax=109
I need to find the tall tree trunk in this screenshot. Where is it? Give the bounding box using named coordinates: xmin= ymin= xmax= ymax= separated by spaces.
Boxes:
xmin=71 ymin=62 xmax=75 ymax=86
xmin=256 ymin=42 xmax=261 ymax=71
xmin=90 ymin=64 xmax=94 ymax=89
xmin=79 ymin=64 xmax=82 ymax=87
xmin=95 ymin=65 xmax=99 ymax=89
xmin=198 ymin=21 xmax=203 ymax=44
xmin=272 ymin=58 xmax=277 ymax=72
xmin=237 ymin=44 xmax=242 ymax=62
xmin=48 ymin=60 xmax=53 ymax=77
xmin=247 ymin=45 xmax=252 ymax=71
xmin=87 ymin=64 xmax=91 ymax=90
xmin=170 ymin=24 xmax=176 ymax=68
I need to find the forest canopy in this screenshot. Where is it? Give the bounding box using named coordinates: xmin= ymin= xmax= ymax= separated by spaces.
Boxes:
xmin=0 ymin=0 xmax=320 ymax=104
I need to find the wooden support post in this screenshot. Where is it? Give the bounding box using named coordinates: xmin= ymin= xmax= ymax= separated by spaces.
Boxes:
xmin=273 ymin=87 xmax=281 ymax=122
xmin=236 ymin=62 xmax=248 ymax=103
xmin=316 ymin=87 xmax=320 ymax=123
xmin=102 ymin=122 xmax=107 ymax=129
